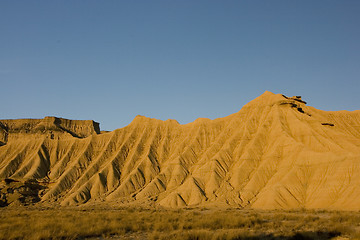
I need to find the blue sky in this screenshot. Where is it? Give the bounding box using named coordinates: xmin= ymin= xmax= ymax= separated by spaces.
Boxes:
xmin=1 ymin=1 xmax=359 ymax=130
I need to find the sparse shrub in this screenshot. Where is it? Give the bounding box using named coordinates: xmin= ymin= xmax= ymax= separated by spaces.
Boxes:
xmin=0 ymin=207 xmax=360 ymax=240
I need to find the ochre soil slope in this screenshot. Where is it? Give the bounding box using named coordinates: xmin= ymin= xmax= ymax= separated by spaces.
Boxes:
xmin=1 ymin=91 xmax=360 ymax=210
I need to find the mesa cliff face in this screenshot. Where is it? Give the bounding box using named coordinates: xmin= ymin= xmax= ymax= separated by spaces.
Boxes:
xmin=1 ymin=91 xmax=360 ymax=209
xmin=0 ymin=116 xmax=100 ymax=142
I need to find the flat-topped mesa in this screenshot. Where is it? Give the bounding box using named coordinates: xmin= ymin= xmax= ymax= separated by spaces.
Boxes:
xmin=50 ymin=117 xmax=100 ymax=137
xmin=0 ymin=122 xmax=7 ymax=146
xmin=0 ymin=116 xmax=100 ymax=143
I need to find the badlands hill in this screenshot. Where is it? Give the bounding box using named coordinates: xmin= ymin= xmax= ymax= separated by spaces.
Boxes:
xmin=0 ymin=91 xmax=360 ymax=210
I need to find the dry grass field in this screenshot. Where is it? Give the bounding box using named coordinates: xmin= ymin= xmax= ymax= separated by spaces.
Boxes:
xmin=0 ymin=205 xmax=360 ymax=240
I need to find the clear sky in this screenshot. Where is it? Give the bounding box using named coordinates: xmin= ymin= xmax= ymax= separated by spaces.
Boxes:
xmin=1 ymin=1 xmax=359 ymax=130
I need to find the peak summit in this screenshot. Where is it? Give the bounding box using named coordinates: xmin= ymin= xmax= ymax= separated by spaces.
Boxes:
xmin=243 ymin=91 xmax=307 ymax=108
xmin=244 ymin=91 xmax=284 ymax=107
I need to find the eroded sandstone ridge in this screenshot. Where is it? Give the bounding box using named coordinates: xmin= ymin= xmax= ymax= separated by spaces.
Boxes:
xmin=1 ymin=92 xmax=360 ymax=209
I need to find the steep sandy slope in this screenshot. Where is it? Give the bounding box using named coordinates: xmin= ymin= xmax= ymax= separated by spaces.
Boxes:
xmin=0 ymin=91 xmax=359 ymax=210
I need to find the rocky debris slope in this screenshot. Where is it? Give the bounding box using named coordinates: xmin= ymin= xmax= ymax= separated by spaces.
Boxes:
xmin=0 ymin=179 xmax=47 ymax=206
xmin=0 ymin=92 xmax=359 ymax=210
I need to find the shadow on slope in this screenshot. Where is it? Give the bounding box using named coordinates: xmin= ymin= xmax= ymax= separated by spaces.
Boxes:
xmin=0 ymin=179 xmax=47 ymax=206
